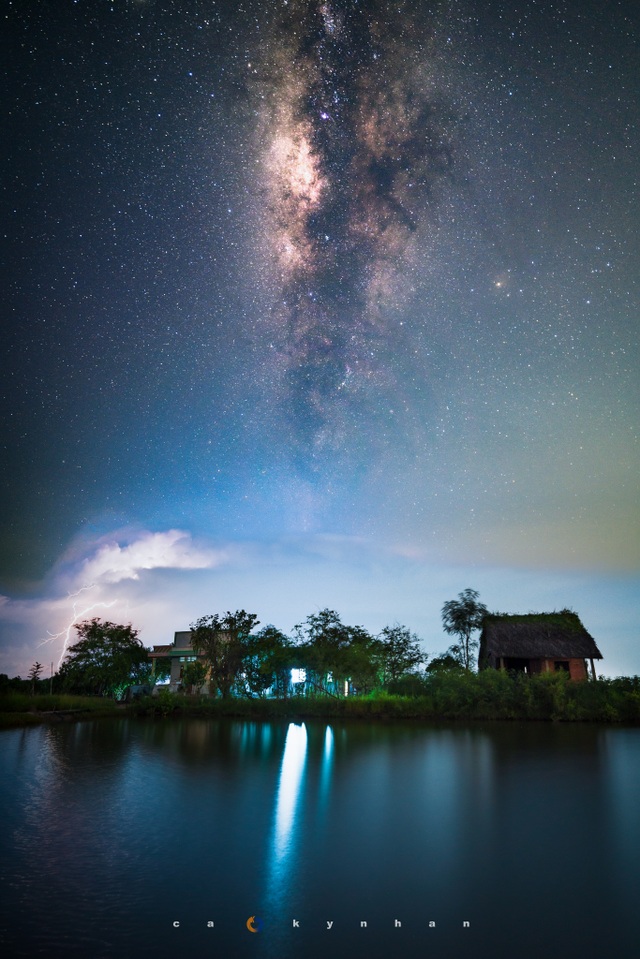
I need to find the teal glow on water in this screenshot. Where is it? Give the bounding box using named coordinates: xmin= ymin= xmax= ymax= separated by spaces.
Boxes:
xmin=1 ymin=719 xmax=638 ymax=958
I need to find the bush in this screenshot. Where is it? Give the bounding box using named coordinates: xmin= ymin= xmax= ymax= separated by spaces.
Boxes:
xmin=0 ymin=693 xmax=119 ymax=728
xmin=0 ymin=693 xmax=119 ymax=714
xmin=9 ymin=675 xmax=638 ymax=725
xmin=386 ymin=674 xmax=427 ymax=697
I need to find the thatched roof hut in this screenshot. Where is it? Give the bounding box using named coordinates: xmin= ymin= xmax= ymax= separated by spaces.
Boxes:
xmin=478 ymin=610 xmax=603 ymax=680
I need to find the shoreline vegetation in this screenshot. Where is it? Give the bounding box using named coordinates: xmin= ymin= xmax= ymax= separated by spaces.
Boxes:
xmin=1 ymin=672 xmax=639 ymax=729
xmin=0 ymin=694 xmax=121 ymax=728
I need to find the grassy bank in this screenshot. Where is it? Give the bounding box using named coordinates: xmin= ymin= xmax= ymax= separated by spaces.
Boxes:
xmin=2 ymin=673 xmax=639 ymax=728
xmin=131 ymin=671 xmax=640 ymax=723
xmin=0 ymin=693 xmax=120 ymax=729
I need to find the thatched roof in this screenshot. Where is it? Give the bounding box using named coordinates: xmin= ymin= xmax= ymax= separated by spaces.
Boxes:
xmin=479 ymin=611 xmax=603 ymax=662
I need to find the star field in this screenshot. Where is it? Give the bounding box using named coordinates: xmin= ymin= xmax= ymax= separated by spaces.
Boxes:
xmin=1 ymin=0 xmax=638 ymax=676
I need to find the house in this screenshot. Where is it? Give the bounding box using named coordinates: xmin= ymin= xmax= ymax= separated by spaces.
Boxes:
xmin=148 ymin=631 xmax=208 ymax=691
xmin=478 ymin=611 xmax=603 ymax=681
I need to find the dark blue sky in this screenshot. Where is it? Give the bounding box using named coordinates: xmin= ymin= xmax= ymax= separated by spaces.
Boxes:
xmin=1 ymin=0 xmax=638 ymax=677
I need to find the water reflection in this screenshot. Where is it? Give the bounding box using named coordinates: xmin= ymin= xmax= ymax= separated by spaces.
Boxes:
xmin=272 ymin=722 xmax=308 ymax=867
xmin=2 ymin=720 xmax=639 ymax=959
xmin=602 ymin=728 xmax=640 ymax=918
xmin=319 ymin=725 xmax=334 ymax=806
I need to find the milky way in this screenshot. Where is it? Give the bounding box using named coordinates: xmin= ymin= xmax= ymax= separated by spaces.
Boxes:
xmin=254 ymin=0 xmax=458 ymax=464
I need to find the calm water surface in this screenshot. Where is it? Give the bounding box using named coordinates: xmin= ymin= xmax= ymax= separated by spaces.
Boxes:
xmin=1 ymin=718 xmax=638 ymax=959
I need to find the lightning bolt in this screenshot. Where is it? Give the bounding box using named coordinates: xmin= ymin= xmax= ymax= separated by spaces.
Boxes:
xmin=39 ymin=584 xmax=119 ymax=669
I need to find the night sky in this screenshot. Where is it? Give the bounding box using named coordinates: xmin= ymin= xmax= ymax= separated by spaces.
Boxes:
xmin=1 ymin=0 xmax=638 ymax=678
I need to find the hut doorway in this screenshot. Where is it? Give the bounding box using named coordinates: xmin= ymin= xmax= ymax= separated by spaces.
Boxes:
xmin=503 ymin=657 xmax=530 ymax=675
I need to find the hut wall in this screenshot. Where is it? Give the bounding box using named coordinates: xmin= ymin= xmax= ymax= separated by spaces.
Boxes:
xmin=493 ymin=657 xmax=588 ymax=680
xmin=567 ymin=658 xmax=588 ymax=681
xmin=540 ymin=658 xmax=588 ymax=680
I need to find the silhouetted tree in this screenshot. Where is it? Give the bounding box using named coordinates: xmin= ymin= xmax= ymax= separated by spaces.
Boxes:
xmin=58 ymin=620 xmax=149 ymax=696
xmin=341 ymin=625 xmax=380 ymax=695
xmin=441 ymin=589 xmax=488 ymax=671
xmin=294 ymin=609 xmax=376 ymax=696
xmin=191 ymin=610 xmax=259 ymax=698
xmin=377 ymin=625 xmax=425 ymax=686
xmin=237 ymin=626 xmax=293 ymax=698
xmin=0 ymin=674 xmax=25 ymax=693
xmin=182 ymin=660 xmax=208 ymax=695
xmin=27 ymin=661 xmax=43 ymax=695
xmin=426 ymin=653 xmax=465 ymax=674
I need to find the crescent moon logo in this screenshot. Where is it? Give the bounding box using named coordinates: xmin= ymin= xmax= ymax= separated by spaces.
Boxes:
xmin=246 ymin=915 xmax=263 ymax=933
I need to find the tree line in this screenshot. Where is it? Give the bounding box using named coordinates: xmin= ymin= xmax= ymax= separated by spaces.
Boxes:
xmin=188 ymin=609 xmax=427 ymax=699
xmin=6 ymin=589 xmax=487 ymax=699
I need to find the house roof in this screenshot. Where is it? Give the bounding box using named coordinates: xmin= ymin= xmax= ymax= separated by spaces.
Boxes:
xmin=148 ymin=629 xmax=241 ymax=660
xmin=148 ymin=645 xmax=172 ymax=658
xmin=479 ymin=611 xmax=603 ymax=662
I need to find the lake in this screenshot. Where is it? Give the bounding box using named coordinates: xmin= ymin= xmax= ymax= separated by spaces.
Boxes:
xmin=1 ymin=718 xmax=638 ymax=958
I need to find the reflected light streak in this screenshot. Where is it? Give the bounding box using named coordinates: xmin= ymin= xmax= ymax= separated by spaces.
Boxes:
xmin=273 ymin=722 xmax=308 ymax=864
xmin=319 ymin=725 xmax=334 ymax=805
